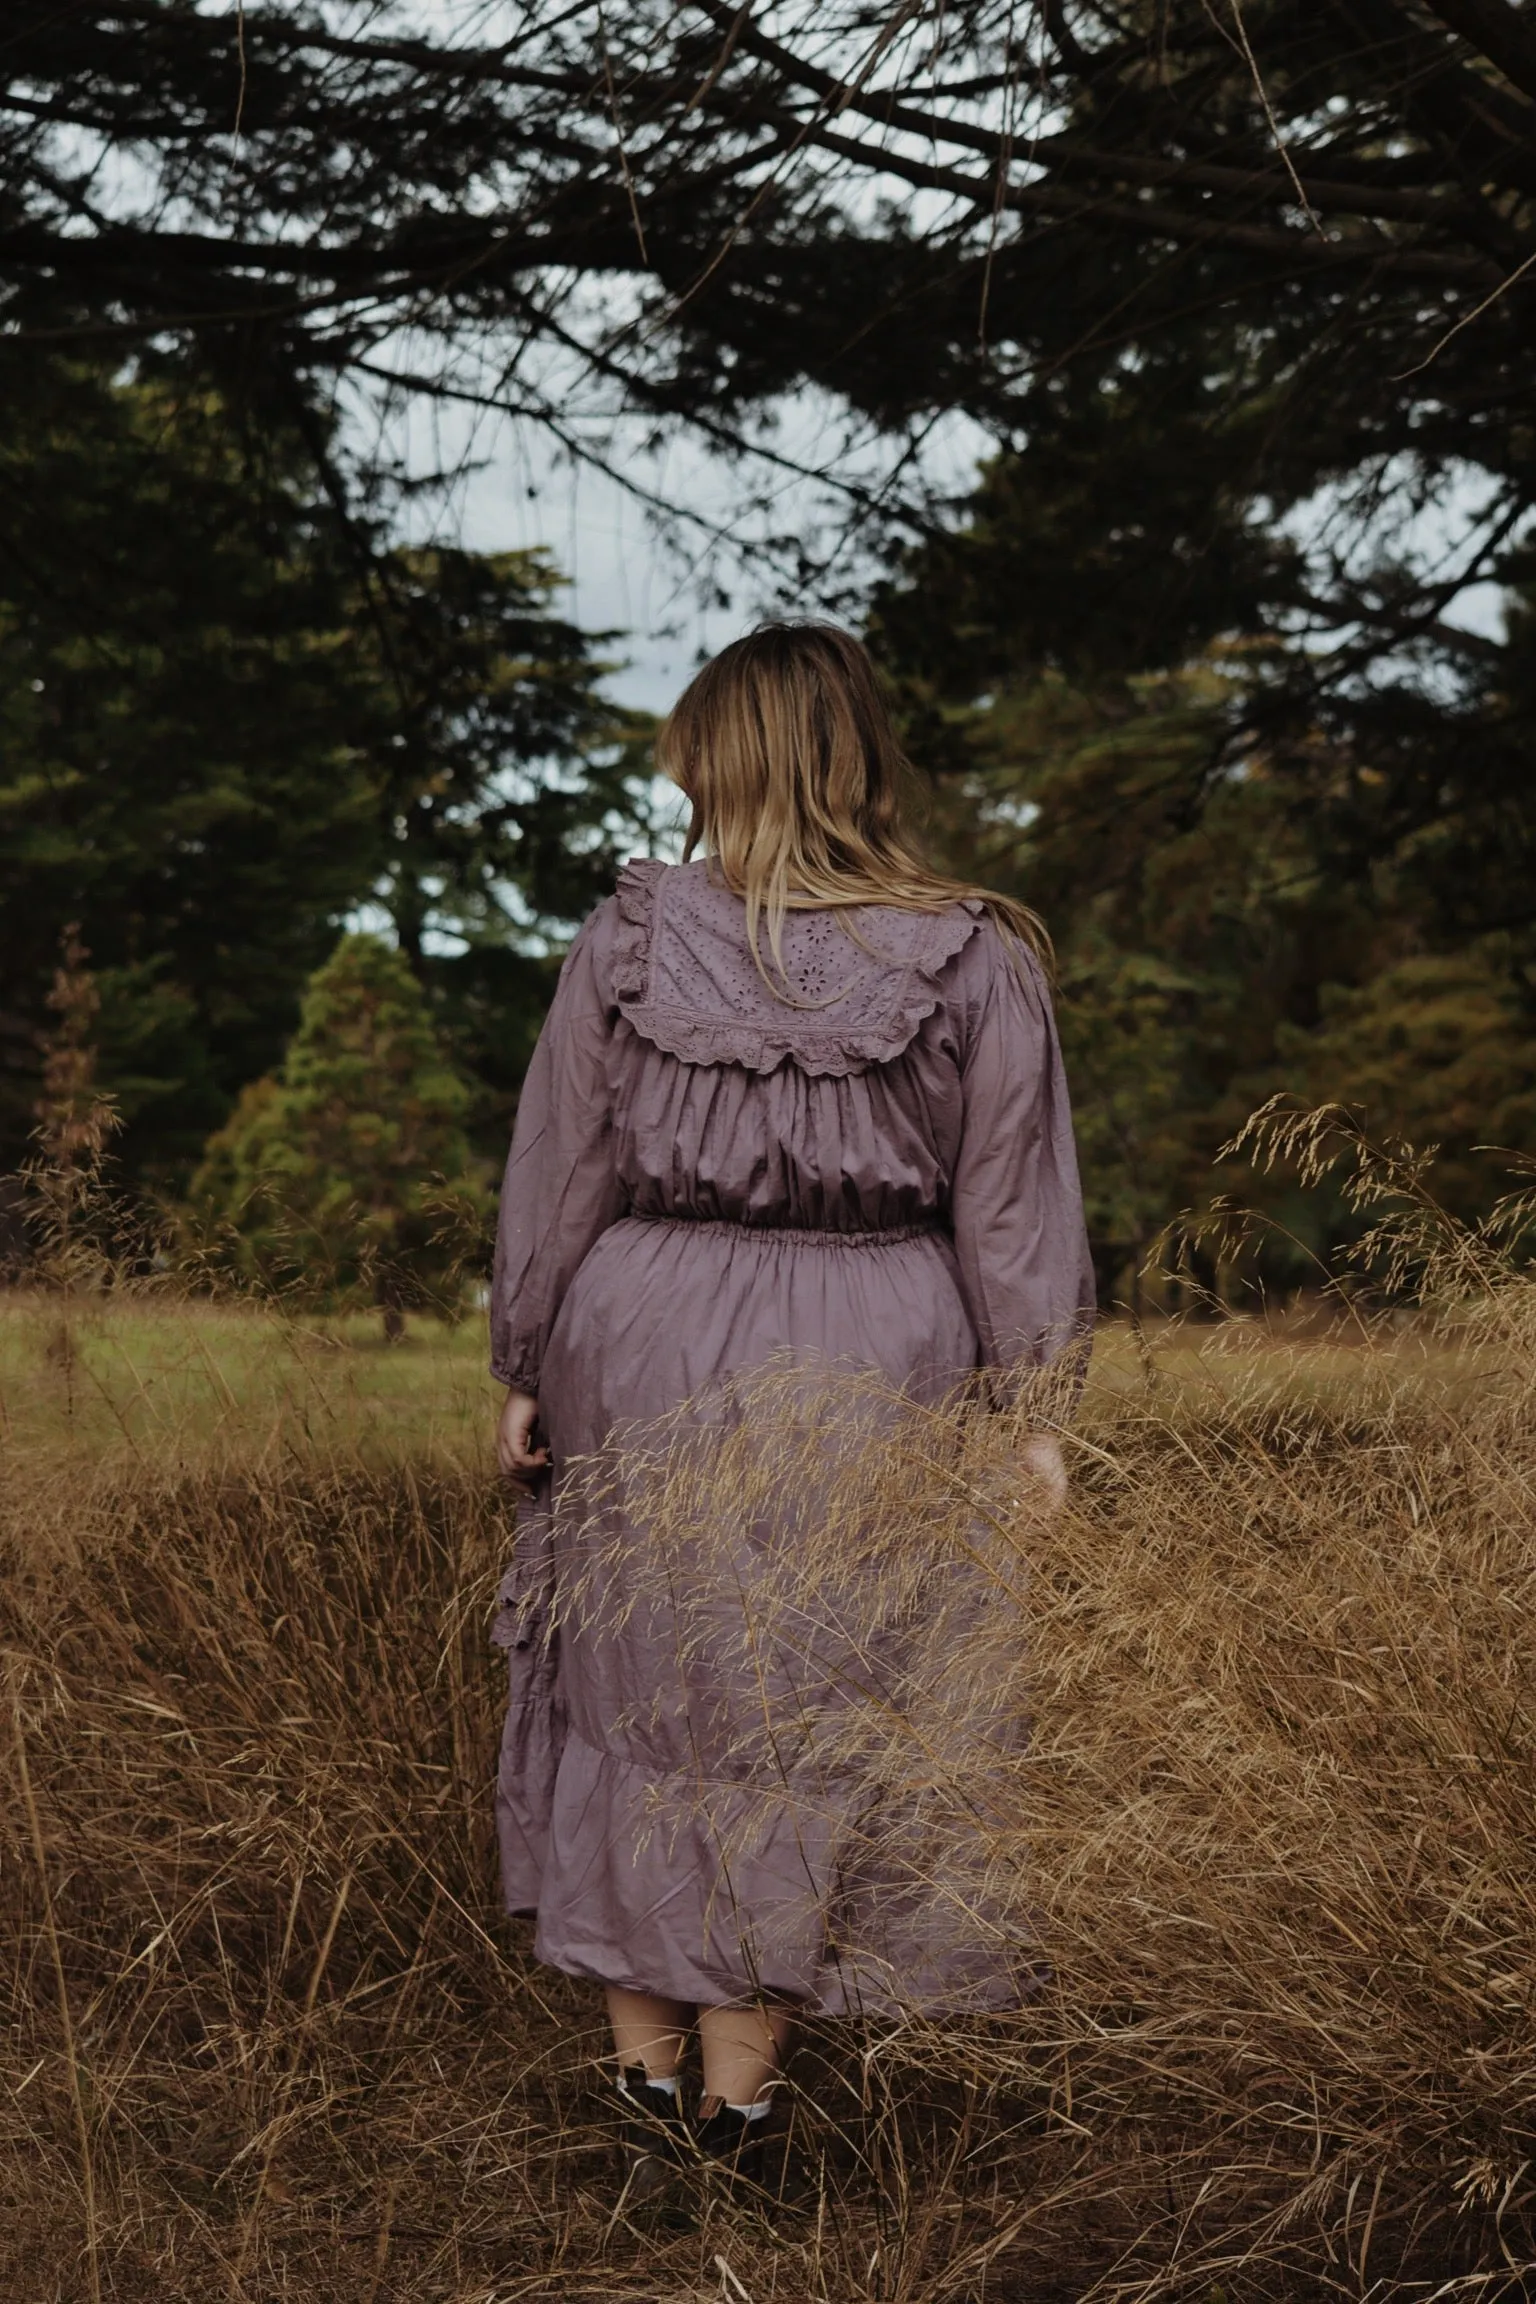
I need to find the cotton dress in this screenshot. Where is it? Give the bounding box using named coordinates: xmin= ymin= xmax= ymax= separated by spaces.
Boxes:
xmin=489 ymin=857 xmax=1094 ymax=2015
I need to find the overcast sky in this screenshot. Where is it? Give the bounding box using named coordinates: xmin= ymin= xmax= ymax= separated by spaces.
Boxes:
xmin=459 ymin=443 xmax=746 ymax=715
xmin=386 ymin=377 xmax=995 ymax=715
xmin=385 ymin=359 xmax=1509 ymax=735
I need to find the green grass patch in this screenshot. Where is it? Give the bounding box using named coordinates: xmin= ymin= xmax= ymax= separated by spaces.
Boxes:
xmin=0 ymin=1290 xmax=498 ymax=1471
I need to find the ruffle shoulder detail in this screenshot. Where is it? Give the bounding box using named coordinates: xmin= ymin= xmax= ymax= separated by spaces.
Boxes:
xmin=610 ymin=857 xmax=984 ymax=1077
xmin=611 ymin=855 xmax=664 ymax=1006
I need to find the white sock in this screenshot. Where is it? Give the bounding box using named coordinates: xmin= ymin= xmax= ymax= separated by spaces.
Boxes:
xmin=619 ymin=2068 xmax=679 ymax=2102
xmin=725 ymin=2098 xmax=771 ymax=2122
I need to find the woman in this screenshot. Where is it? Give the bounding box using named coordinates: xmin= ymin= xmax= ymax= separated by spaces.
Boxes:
xmin=489 ymin=621 xmax=1094 ymax=2194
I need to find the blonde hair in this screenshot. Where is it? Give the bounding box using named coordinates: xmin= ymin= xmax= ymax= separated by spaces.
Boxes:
xmin=656 ymin=621 xmax=1050 ymax=997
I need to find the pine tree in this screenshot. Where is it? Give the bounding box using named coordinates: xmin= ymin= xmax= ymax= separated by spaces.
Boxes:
xmin=191 ymin=936 xmax=479 ymax=1338
xmin=0 ymin=354 xmax=648 ymax=1188
xmin=1277 ymin=950 xmax=1536 ymax=1223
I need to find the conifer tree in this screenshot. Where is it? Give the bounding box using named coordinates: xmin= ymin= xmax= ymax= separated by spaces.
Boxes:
xmin=192 ymin=936 xmax=479 ymax=1338
xmin=0 ymin=354 xmax=647 ymax=1187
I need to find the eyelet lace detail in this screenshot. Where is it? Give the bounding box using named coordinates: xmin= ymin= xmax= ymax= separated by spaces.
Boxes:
xmin=613 ymin=858 xmax=984 ymax=1076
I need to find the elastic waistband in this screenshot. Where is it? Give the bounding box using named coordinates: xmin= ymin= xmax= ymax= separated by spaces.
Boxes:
xmin=627 ymin=1213 xmax=943 ymax=1248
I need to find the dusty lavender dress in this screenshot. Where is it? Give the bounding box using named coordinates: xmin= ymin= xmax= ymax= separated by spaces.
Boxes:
xmin=489 ymin=857 xmax=1093 ymax=2015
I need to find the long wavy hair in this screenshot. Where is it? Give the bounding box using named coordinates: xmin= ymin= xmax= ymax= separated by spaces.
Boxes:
xmin=656 ymin=620 xmax=1049 ymax=997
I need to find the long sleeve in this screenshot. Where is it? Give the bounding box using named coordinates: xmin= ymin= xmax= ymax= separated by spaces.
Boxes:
xmin=948 ymin=926 xmax=1096 ymax=1396
xmin=489 ymin=903 xmax=626 ymax=1392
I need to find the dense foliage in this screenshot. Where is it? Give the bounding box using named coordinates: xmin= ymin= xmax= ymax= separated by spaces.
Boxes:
xmin=877 ymin=547 xmax=1536 ymax=1296
xmin=5 ymin=2 xmax=1534 ymax=593
xmin=4 ymin=3 xmax=1535 ymax=1274
xmin=190 ymin=934 xmax=482 ymax=1331
xmin=0 ymin=356 xmax=649 ymax=1184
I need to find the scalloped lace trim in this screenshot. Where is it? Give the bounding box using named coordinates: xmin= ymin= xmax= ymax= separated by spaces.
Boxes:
xmin=612 ymin=857 xmax=983 ymax=1076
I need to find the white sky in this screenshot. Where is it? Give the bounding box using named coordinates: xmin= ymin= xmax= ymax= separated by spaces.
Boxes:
xmin=384 ymin=374 xmax=997 ymax=715
xmin=389 ymin=381 xmax=1512 ymax=730
xmin=456 ymin=437 xmax=749 ymax=714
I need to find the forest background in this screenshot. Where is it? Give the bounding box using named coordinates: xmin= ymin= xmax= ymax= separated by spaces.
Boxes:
xmin=6 ymin=0 xmax=1536 ymax=1304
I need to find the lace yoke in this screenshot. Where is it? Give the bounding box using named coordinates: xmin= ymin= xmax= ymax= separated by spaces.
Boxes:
xmin=612 ymin=857 xmax=983 ymax=1077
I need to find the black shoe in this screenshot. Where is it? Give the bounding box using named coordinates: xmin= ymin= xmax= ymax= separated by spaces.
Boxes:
xmin=695 ymin=2099 xmax=770 ymax=2191
xmin=615 ymin=2066 xmax=690 ymax=2203
xmin=697 ymin=2098 xmax=819 ymax=2213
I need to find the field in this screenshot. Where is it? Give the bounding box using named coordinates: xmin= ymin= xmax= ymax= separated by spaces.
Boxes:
xmin=3 ymin=1282 xmax=1534 ymax=2303
xmin=0 ymin=1294 xmax=501 ymax=1470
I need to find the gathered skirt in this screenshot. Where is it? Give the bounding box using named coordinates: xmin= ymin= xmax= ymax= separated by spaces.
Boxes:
xmin=493 ymin=1214 xmax=1033 ymax=2015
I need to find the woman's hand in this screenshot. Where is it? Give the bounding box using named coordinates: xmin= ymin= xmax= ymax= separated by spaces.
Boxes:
xmin=1017 ymin=1432 xmax=1069 ymax=1516
xmin=497 ymin=1387 xmax=550 ymax=1480
xmin=963 ymin=1425 xmax=1070 ymax=1524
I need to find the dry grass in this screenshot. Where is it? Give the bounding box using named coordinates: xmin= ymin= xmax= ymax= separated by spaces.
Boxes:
xmin=3 ymin=1246 xmax=1534 ymax=2302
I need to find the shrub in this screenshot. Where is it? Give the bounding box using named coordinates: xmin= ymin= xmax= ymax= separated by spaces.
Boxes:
xmin=190 ymin=935 xmax=483 ymax=1335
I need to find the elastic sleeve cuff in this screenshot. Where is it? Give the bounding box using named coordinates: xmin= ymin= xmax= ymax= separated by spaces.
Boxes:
xmin=490 ymin=1357 xmax=541 ymax=1393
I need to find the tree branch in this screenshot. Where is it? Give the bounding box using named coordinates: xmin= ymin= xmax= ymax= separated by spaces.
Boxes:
xmin=1420 ymin=0 xmax=1536 ymax=104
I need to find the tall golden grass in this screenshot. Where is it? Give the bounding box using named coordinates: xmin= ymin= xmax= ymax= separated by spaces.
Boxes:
xmin=3 ymin=1108 xmax=1535 ymax=2301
